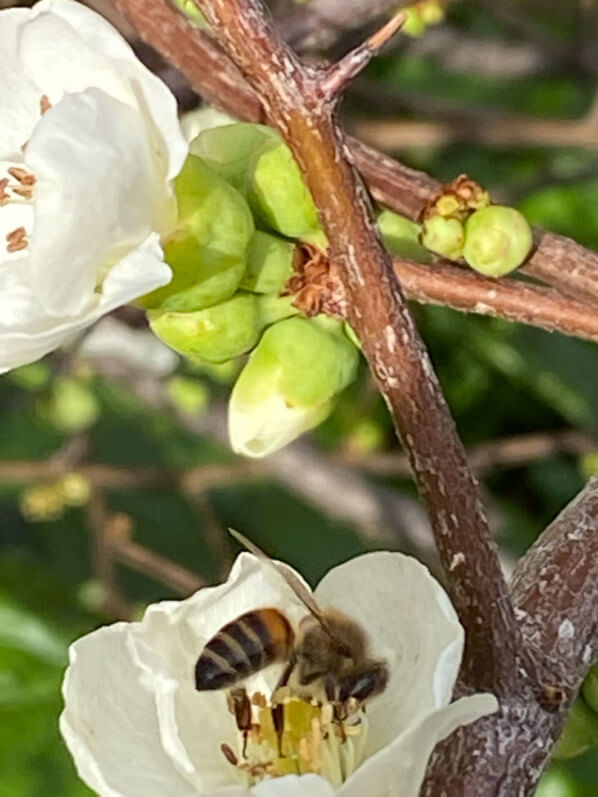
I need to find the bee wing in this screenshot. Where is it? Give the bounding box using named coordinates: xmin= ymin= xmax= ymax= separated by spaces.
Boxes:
xmin=229 ymin=529 xmax=328 ymax=626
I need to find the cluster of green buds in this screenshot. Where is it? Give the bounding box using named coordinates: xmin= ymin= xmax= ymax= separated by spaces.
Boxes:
xmin=403 ymin=1 xmax=446 ymax=37
xmin=381 ymin=175 xmax=533 ymax=277
xmin=19 ymin=472 xmax=91 ymax=523
xmin=145 ymin=121 xmax=358 ymax=457
xmin=554 ymin=660 xmax=598 ymax=760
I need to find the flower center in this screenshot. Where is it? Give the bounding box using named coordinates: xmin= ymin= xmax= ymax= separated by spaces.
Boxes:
xmin=222 ymin=687 xmax=368 ymax=788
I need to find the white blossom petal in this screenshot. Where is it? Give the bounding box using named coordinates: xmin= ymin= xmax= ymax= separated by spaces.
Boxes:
xmin=0 ymin=235 xmax=169 ymax=373
xmin=229 ymin=385 xmax=332 ymax=458
xmin=60 ymin=624 xmax=198 ymax=797
xmin=252 ymin=774 xmax=335 ymax=797
xmin=0 ymin=10 xmax=40 ymax=157
xmin=338 ymin=694 xmax=498 ymax=797
xmin=26 ymin=0 xmax=187 ymax=181
xmin=26 ymin=89 xmax=170 ymax=315
xmin=315 ymin=551 xmax=464 ymax=757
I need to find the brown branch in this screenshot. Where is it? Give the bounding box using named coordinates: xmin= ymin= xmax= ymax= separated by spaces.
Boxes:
xmin=394 ymin=257 xmax=598 ymax=344
xmin=86 ymin=488 xmax=131 ymax=618
xmin=319 ymin=10 xmax=406 ymax=99
xmin=511 ymin=475 xmax=598 ymax=686
xmin=105 ymin=513 xmax=204 ymax=596
xmin=185 ymin=0 xmax=520 ymax=693
xmin=0 ymin=459 xmax=254 ymax=491
xmin=344 ymin=429 xmax=598 ymax=477
xmin=424 ymin=476 xmax=598 ymax=796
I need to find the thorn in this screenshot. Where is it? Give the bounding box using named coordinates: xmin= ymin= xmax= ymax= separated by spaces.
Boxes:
xmin=320 ymin=10 xmax=406 ymax=100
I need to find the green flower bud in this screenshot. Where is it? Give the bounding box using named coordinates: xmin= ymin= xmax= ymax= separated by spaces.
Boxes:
xmin=172 ymin=0 xmax=207 ymax=26
xmin=536 ymin=768 xmax=578 ymax=797
xmin=8 ymin=361 xmax=51 ymax=391
xmin=420 ymin=1 xmax=445 ymax=25
xmin=249 ymin=139 xmax=325 ymax=244
xmin=190 ymin=123 xmax=275 ymax=193
xmin=378 ymin=209 xmax=431 ymax=263
xmin=553 ymin=697 xmax=598 ymax=760
xmin=38 ymin=377 xmax=100 ymax=433
xmin=240 ymin=231 xmax=295 ymax=294
xmin=149 ymin=293 xmax=260 ymax=364
xmin=166 ymin=376 xmax=210 ymax=415
xmin=192 ymin=122 xmax=325 ymax=245
xmin=181 ymin=108 xmax=235 ymax=144
xmin=582 ymin=660 xmax=598 ymax=714
xmin=463 ymin=205 xmax=533 ymax=277
xmin=402 ymin=7 xmax=426 ymax=37
xmin=20 ymin=483 xmax=65 ymax=523
xmin=58 ymin=473 xmax=92 ymax=507
xmin=229 ymin=317 xmax=358 ymax=457
xmin=149 ymin=292 xmax=296 ymax=364
xmin=421 ymin=215 xmax=465 ymax=260
xmin=141 ymin=156 xmax=254 ymax=312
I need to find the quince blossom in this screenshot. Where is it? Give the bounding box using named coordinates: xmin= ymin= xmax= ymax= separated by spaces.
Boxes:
xmin=61 ymin=550 xmax=497 ymax=796
xmin=0 ymin=0 xmax=187 ymax=372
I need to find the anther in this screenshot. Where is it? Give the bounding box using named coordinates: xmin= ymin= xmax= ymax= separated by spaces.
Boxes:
xmin=0 ymin=178 xmax=9 ymax=206
xmin=220 ymin=743 xmax=238 ymax=766
xmin=6 ymin=226 xmax=29 ymax=252
xmin=40 ymin=94 xmax=52 ymax=115
xmin=8 ymin=167 xmax=36 ymax=186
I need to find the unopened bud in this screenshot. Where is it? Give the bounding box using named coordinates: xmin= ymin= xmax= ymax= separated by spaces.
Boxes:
xmin=141 ymin=156 xmax=254 ymax=311
xmin=229 ymin=317 xmax=358 ymax=457
xmin=463 ymin=205 xmax=533 ymax=277
xmin=553 ymin=697 xmax=598 ymax=759
xmin=421 ymin=215 xmax=465 ymax=260
xmin=378 ymin=209 xmax=431 ymax=263
xmin=240 ymin=231 xmax=294 ymax=294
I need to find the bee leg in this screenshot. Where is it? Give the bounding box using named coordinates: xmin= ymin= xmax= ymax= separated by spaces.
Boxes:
xmin=272 ymin=702 xmax=285 ymax=757
xmin=228 ymin=688 xmax=252 ymax=759
xmin=275 ymin=657 xmax=295 ymax=691
xmin=272 ymin=657 xmax=295 ymax=758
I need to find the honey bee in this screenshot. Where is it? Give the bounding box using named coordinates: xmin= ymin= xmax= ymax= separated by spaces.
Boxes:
xmin=194 ymin=531 xmax=389 ymax=715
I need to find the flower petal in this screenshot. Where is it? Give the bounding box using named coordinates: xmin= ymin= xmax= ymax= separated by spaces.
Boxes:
xmin=0 ymin=234 xmax=169 ymax=373
xmin=127 ymin=554 xmax=310 ymax=792
xmin=314 ymin=552 xmax=464 ymax=756
xmin=338 ymin=694 xmax=498 ymax=797
xmin=0 ymin=9 xmax=40 ymax=158
xmin=26 ymin=0 xmax=187 ymax=181
xmin=252 ymin=774 xmax=335 ymax=797
xmin=26 ymin=89 xmax=169 ymax=315
xmin=60 ymin=624 xmax=197 ymax=797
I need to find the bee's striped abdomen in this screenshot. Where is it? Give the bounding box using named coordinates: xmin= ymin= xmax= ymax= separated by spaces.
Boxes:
xmin=194 ymin=608 xmax=294 ymax=691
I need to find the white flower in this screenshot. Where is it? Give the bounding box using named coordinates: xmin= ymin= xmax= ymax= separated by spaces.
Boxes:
xmin=0 ymin=0 xmax=188 ymax=373
xmin=60 ymin=550 xmax=498 ymax=796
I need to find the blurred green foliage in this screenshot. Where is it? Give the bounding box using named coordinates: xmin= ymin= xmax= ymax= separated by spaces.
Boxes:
xmin=2 ymin=0 xmax=598 ymax=795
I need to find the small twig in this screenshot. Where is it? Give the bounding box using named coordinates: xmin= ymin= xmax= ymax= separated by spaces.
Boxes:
xmin=342 ymin=429 xmax=598 ymax=476
xmin=106 ymin=513 xmax=204 ymax=596
xmin=86 ymin=489 xmax=131 ymax=618
xmin=320 ymin=11 xmax=406 ymax=99
xmin=394 ymin=257 xmax=598 ymax=344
